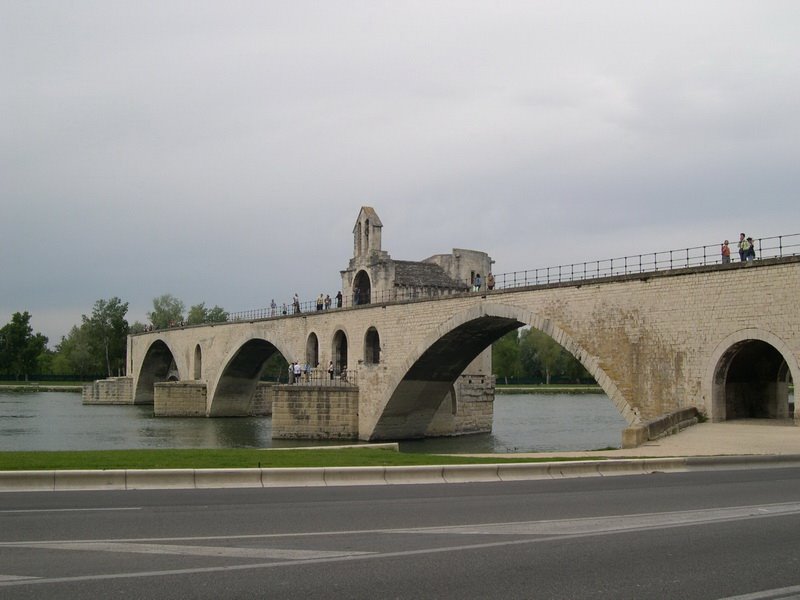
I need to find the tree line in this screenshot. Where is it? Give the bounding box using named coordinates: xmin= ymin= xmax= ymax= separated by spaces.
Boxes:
xmin=0 ymin=294 xmax=228 ymax=381
xmin=492 ymin=328 xmax=595 ymax=385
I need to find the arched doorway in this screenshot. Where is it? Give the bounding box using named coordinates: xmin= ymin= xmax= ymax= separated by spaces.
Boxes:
xmin=332 ymin=330 xmax=348 ymax=374
xmin=306 ymin=333 xmax=319 ymax=367
xmin=715 ymin=339 xmax=793 ymax=420
xmin=364 ymin=327 xmax=380 ymax=365
xmin=353 ymin=270 xmax=371 ymax=305
xmin=194 ymin=344 xmax=202 ymax=380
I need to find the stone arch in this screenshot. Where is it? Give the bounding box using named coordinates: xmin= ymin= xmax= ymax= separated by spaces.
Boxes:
xmin=353 ymin=270 xmax=371 ymax=305
xmin=194 ymin=344 xmax=202 ymax=380
xmin=134 ymin=339 xmax=180 ymax=404
xmin=306 ymin=332 xmax=319 ymax=367
xmin=706 ymin=328 xmax=799 ymax=422
xmin=209 ymin=337 xmax=290 ymax=416
xmin=332 ymin=329 xmax=349 ymax=374
xmin=364 ymin=327 xmax=381 ymax=365
xmin=368 ymin=302 xmax=636 ymax=440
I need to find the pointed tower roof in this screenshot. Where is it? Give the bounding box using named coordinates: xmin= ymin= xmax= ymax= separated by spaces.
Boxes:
xmin=352 ymin=206 xmax=383 ymax=232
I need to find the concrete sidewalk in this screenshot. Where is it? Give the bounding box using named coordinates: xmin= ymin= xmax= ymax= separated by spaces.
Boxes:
xmin=474 ymin=420 xmax=800 ymax=460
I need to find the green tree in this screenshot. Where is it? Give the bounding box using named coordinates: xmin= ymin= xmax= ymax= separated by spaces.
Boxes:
xmin=82 ymin=297 xmax=129 ymax=376
xmin=187 ymin=303 xmax=228 ymax=325
xmin=206 ymin=305 xmax=228 ymax=323
xmin=0 ymin=311 xmax=49 ymax=380
xmin=186 ymin=303 xmax=207 ymax=325
xmin=53 ymin=325 xmax=98 ymax=377
xmin=148 ymin=294 xmax=185 ymax=329
xmin=129 ymin=321 xmax=148 ymax=334
xmin=492 ymin=329 xmax=522 ymax=384
xmin=519 ymin=329 xmax=564 ymax=384
xmin=261 ymin=352 xmax=289 ymax=382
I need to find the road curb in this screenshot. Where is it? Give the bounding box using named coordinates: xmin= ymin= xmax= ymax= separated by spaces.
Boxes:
xmin=2 ymin=455 xmax=800 ymax=492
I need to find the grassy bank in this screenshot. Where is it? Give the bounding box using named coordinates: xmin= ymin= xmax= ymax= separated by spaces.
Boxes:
xmin=0 ymin=447 xmax=587 ymax=471
xmin=495 ymin=384 xmax=602 ymax=394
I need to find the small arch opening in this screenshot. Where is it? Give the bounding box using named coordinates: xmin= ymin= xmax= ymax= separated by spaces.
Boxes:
xmin=353 ymin=270 xmax=371 ymax=306
xmin=306 ymin=333 xmax=319 ymax=368
xmin=365 ymin=327 xmax=380 ymax=365
xmin=333 ymin=330 xmax=348 ymax=374
xmin=194 ymin=344 xmax=202 ymax=380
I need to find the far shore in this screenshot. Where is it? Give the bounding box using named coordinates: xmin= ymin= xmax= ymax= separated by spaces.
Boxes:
xmin=495 ymin=384 xmax=601 ymax=394
xmin=0 ymin=383 xmax=85 ymax=393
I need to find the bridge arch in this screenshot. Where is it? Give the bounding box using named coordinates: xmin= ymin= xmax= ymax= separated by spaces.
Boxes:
xmin=209 ymin=336 xmax=291 ymax=416
xmin=134 ymin=339 xmax=181 ymax=404
xmin=368 ymin=302 xmax=636 ymax=440
xmin=707 ymin=328 xmax=799 ymax=422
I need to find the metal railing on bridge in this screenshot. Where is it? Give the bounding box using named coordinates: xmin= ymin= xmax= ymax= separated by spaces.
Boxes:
xmin=492 ymin=232 xmax=800 ymax=289
xmin=282 ymin=369 xmax=357 ymax=387
xmin=185 ymin=232 xmax=800 ymax=328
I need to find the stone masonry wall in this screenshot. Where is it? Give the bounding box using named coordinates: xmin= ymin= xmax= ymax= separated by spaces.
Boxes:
xmin=154 ymin=381 xmax=207 ymax=417
xmin=249 ymin=382 xmax=275 ymax=416
xmin=272 ymin=386 xmax=359 ymax=439
xmin=426 ymin=374 xmax=495 ymax=436
xmin=82 ymin=377 xmax=133 ymax=405
xmin=129 ymin=258 xmax=800 ymax=441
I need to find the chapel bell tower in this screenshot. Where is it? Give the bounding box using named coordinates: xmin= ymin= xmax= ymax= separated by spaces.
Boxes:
xmin=353 ymin=206 xmax=383 ymax=259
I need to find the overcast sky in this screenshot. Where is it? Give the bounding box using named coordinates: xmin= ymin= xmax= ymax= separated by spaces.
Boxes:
xmin=2 ymin=1 xmax=799 ymax=346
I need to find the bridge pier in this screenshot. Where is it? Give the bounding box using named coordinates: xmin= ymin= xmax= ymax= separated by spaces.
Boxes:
xmin=82 ymin=377 xmax=133 ymax=405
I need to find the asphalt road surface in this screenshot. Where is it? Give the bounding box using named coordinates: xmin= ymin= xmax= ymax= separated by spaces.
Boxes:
xmin=2 ymin=468 xmax=800 ymax=599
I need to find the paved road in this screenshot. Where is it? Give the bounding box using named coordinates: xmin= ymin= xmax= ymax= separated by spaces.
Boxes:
xmin=2 ymin=468 xmax=800 ymax=599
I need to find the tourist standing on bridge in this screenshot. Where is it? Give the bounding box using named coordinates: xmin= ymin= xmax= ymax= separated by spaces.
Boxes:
xmin=293 ymin=361 xmax=302 ymax=382
xmin=270 ymin=299 xmax=277 ymax=316
xmin=316 ymin=294 xmax=324 ymax=311
xmin=738 ymin=233 xmax=750 ymax=262
xmin=293 ymin=293 xmax=301 ymax=313
xmin=746 ymin=237 xmax=756 ymax=261
xmin=328 ymin=360 xmax=334 ymax=380
xmin=486 ymin=272 xmax=495 ymax=290
xmin=324 ymin=294 xmax=331 ymax=310
xmin=288 ymin=362 xmax=295 ymax=384
xmin=473 ymin=273 xmax=482 ymax=291
xmin=336 ymin=291 xmax=342 ymax=308
xmin=721 ymin=241 xmax=731 ymax=264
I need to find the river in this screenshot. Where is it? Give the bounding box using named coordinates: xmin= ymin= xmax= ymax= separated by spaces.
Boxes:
xmin=0 ymin=390 xmax=627 ymax=454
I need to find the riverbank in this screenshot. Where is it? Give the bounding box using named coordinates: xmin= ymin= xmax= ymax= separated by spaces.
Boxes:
xmin=495 ymin=384 xmax=601 ymax=394
xmin=0 ymin=383 xmax=83 ymax=392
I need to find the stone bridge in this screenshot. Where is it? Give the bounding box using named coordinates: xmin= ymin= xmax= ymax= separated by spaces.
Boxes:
xmin=116 ymin=256 xmax=800 ymax=445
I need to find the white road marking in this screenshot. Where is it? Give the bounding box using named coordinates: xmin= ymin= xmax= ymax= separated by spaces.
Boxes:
xmin=717 ymin=584 xmax=800 ymax=599
xmin=2 ymin=501 xmax=799 ymax=588
xmin=7 ymin=541 xmax=370 ymax=561
xmin=398 ymin=502 xmax=800 ymax=537
xmin=0 ymin=575 xmax=39 ymax=582
xmin=0 ymin=507 xmax=141 ymax=514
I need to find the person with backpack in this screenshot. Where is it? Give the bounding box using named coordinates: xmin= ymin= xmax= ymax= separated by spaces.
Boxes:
xmin=738 ymin=233 xmax=750 ymax=262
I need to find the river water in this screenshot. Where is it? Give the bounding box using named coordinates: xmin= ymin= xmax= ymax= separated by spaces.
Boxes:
xmin=0 ymin=391 xmax=627 ymax=454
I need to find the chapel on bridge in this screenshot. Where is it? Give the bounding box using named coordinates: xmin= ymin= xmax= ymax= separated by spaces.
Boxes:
xmin=341 ymin=207 xmax=494 ymax=306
